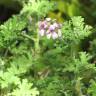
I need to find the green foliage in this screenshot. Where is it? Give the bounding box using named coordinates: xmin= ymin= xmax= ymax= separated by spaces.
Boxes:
xmin=49 ymin=0 xmax=81 ymax=22
xmin=8 ymin=79 xmax=39 ymax=96
xmin=0 ymin=15 xmax=27 ymax=48
xmin=21 ymin=0 xmax=55 ymax=18
xmin=89 ymin=39 xmax=96 ymax=56
xmin=62 ymin=16 xmax=92 ymax=44
xmin=0 ymin=53 xmax=32 ymax=87
xmin=0 ymin=0 xmax=96 ymax=96
xmin=88 ymin=80 xmax=96 ymax=96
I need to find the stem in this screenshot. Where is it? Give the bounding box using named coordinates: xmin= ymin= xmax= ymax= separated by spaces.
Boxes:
xmin=75 ymin=78 xmax=83 ymax=96
xmin=21 ymin=33 xmax=36 ymax=41
xmin=21 ymin=32 xmax=40 ymax=57
xmin=70 ymin=42 xmax=80 ymax=58
xmin=35 ymin=31 xmax=40 ymax=53
xmin=4 ymin=48 xmax=9 ymax=57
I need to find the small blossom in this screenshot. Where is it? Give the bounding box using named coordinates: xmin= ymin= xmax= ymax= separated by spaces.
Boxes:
xmin=39 ymin=29 xmax=45 ymax=36
xmin=53 ymin=22 xmax=59 ymax=28
xmin=46 ymin=33 xmax=51 ymax=39
xmin=38 ymin=21 xmax=47 ymax=30
xmin=52 ymin=32 xmax=58 ymax=39
xmin=38 ymin=18 xmax=62 ymax=39
xmin=49 ymin=25 xmax=55 ymax=31
xmin=46 ymin=18 xmax=51 ymax=22
xmin=46 ymin=30 xmax=58 ymax=39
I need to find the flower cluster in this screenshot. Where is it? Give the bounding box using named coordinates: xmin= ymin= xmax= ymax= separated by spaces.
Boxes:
xmin=38 ymin=18 xmax=62 ymax=39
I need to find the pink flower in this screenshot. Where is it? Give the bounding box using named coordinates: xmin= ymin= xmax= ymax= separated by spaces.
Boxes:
xmin=46 ymin=33 xmax=51 ymax=39
xmin=53 ymin=22 xmax=59 ymax=28
xmin=46 ymin=25 xmax=58 ymax=39
xmin=46 ymin=31 xmax=58 ymax=39
xmin=38 ymin=21 xmax=48 ymax=30
xmin=39 ymin=29 xmax=45 ymax=36
xmin=49 ymin=25 xmax=55 ymax=31
xmin=38 ymin=18 xmax=62 ymax=40
xmin=52 ymin=32 xmax=58 ymax=39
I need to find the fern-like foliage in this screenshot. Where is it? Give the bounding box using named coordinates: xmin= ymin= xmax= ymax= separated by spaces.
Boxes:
xmin=88 ymin=80 xmax=96 ymax=96
xmin=21 ymin=0 xmax=55 ymax=18
xmin=0 ymin=53 xmax=33 ymax=87
xmin=0 ymin=0 xmax=96 ymax=96
xmin=8 ymin=79 xmax=39 ymax=96
xmin=62 ymin=16 xmax=92 ymax=44
xmin=0 ymin=15 xmax=27 ymax=48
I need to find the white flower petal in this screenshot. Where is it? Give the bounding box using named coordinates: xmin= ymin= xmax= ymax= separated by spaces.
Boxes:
xmin=46 ymin=18 xmax=51 ymax=21
xmin=52 ymin=32 xmax=58 ymax=39
xmin=53 ymin=22 xmax=58 ymax=28
xmin=44 ymin=24 xmax=48 ymax=29
xmin=58 ymin=29 xmax=62 ymax=37
xmin=49 ymin=25 xmax=55 ymax=31
xmin=39 ymin=29 xmax=45 ymax=36
xmin=46 ymin=33 xmax=51 ymax=39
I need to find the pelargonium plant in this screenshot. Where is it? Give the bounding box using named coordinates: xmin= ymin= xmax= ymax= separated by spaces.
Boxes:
xmin=0 ymin=0 xmax=96 ymax=96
